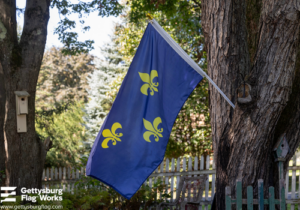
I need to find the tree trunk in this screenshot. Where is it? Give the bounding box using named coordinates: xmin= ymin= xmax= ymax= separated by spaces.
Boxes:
xmin=202 ymin=0 xmax=300 ymax=208
xmin=0 ymin=0 xmax=50 ymax=193
xmin=0 ymin=62 xmax=6 ymax=185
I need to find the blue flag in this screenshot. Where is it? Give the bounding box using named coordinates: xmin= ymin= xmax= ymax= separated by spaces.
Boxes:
xmin=86 ymin=23 xmax=203 ymax=199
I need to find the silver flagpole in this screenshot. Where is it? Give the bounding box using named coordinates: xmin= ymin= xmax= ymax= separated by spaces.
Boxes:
xmin=147 ymin=15 xmax=235 ymax=109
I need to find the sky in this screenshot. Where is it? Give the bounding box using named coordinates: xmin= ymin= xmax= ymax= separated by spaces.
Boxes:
xmin=16 ymin=1 xmax=120 ymax=58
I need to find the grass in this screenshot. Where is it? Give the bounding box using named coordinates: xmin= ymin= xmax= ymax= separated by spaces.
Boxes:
xmin=287 ymin=204 xmax=299 ymax=210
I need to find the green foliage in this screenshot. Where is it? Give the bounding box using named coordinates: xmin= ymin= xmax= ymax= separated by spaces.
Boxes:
xmin=36 ymin=102 xmax=87 ymax=168
xmin=57 ymin=157 xmax=169 ymax=210
xmin=36 ymin=47 xmax=94 ymax=108
xmin=54 ymin=0 xmax=211 ymax=159
xmin=60 ymin=180 xmax=168 ymax=210
xmin=113 ymin=17 xmax=147 ymax=64
xmin=17 ymin=23 xmax=22 ymax=42
xmin=85 ymin=40 xmax=127 ymax=145
xmin=62 ymin=188 xmax=112 ymax=210
xmin=167 ymin=81 xmax=212 ymax=158
xmin=129 ymin=0 xmax=204 ymax=63
xmin=36 ymin=47 xmax=94 ymax=168
xmin=50 ymin=0 xmax=124 ymax=55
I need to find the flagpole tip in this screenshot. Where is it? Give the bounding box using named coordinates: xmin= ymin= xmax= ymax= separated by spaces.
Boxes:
xmin=146 ymin=13 xmax=154 ymax=20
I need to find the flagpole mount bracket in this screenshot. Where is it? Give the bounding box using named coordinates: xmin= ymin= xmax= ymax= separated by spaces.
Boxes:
xmin=237 ymin=83 xmax=252 ymax=104
xmin=146 ymin=13 xmax=154 ymax=23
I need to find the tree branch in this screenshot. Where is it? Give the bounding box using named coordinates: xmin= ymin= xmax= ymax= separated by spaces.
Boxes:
xmin=0 ymin=62 xmax=6 ymax=177
xmin=0 ymin=0 xmax=17 ymax=45
xmin=0 ymin=0 xmax=18 ymax=71
xmin=226 ymin=0 xmax=300 ymax=189
xmin=203 ymin=1 xmax=300 ymax=208
xmin=19 ymin=0 xmax=51 ymax=87
xmin=276 ymin=32 xmax=300 ymax=164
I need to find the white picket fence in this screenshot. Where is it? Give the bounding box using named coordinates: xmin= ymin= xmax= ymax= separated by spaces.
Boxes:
xmin=146 ymin=155 xmax=215 ymax=208
xmin=286 ymin=154 xmax=300 ymax=209
xmin=42 ymin=153 xmax=300 ymax=208
xmin=42 ymin=155 xmax=215 ymax=208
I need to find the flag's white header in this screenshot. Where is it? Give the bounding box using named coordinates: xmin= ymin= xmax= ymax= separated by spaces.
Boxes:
xmin=149 ymin=19 xmax=235 ymax=109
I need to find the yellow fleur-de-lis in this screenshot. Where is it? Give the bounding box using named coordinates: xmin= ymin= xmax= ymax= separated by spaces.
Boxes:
xmin=138 ymin=70 xmax=159 ymax=96
xmin=101 ymin=122 xmax=123 ymax=148
xmin=143 ymin=117 xmax=163 ymax=142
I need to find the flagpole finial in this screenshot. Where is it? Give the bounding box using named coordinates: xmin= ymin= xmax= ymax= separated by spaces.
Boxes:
xmin=146 ymin=13 xmax=154 ymax=20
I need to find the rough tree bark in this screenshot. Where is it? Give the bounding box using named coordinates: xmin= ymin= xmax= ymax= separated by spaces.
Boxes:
xmin=0 ymin=62 xmax=6 ymax=185
xmin=202 ymin=0 xmax=300 ymax=208
xmin=0 ymin=0 xmax=51 ymax=192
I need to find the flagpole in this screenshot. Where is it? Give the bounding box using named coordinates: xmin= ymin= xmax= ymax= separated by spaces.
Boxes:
xmin=147 ymin=15 xmax=236 ymax=109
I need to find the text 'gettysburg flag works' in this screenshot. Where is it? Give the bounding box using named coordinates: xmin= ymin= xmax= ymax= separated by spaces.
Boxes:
xmin=86 ymin=23 xmax=203 ymax=199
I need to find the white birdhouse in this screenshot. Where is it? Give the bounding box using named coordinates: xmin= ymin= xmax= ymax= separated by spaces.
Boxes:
xmin=14 ymin=91 xmax=30 ymax=133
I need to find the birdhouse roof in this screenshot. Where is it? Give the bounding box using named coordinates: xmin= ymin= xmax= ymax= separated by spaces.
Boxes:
xmin=14 ymin=91 xmax=30 ymax=97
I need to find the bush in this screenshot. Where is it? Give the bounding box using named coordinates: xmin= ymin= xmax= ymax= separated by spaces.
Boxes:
xmin=61 ymin=179 xmax=169 ymax=210
xmin=60 ymin=158 xmax=170 ymax=210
